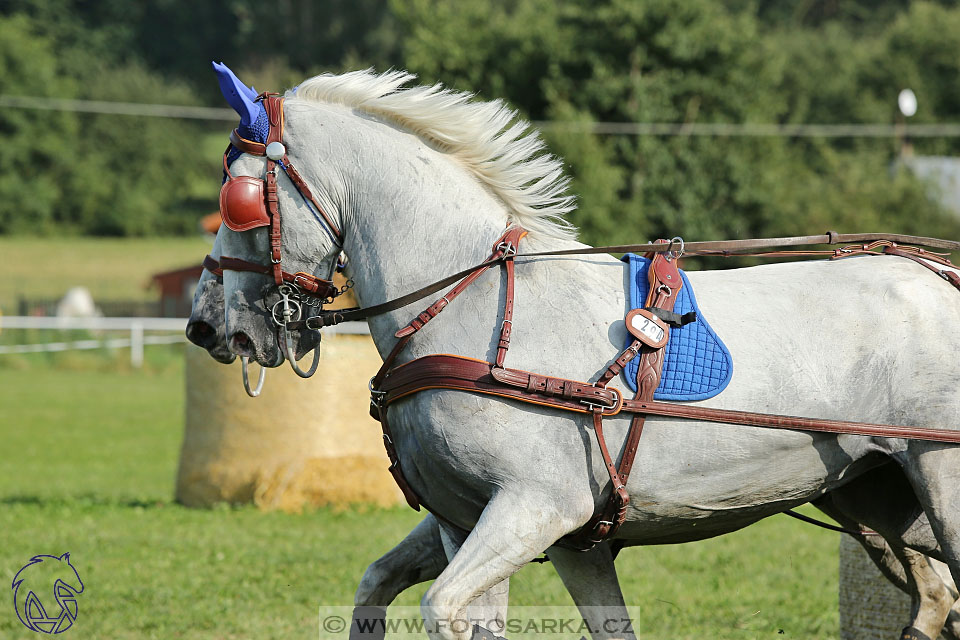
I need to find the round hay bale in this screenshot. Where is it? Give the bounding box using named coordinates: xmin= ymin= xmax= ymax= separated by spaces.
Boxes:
xmin=176 ymin=337 xmax=402 ymax=510
xmin=838 ymin=534 xmax=913 ymax=639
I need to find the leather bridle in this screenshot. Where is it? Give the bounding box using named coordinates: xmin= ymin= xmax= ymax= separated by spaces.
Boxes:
xmin=218 ymin=93 xmax=349 ymax=386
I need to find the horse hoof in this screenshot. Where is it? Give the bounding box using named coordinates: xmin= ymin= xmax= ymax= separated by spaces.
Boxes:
xmin=900 ymin=625 xmax=934 ymax=640
xmin=349 ymin=605 xmax=386 ymax=640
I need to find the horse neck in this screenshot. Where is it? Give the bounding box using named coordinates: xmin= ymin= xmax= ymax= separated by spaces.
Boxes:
xmin=335 ymin=122 xmax=515 ymax=345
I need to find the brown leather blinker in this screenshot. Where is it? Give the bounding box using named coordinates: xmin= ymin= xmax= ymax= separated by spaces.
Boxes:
xmin=219 ymin=176 xmax=270 ymax=232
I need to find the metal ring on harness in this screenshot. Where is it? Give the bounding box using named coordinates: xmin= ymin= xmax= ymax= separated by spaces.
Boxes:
xmin=666 ymin=236 xmax=685 ymax=261
xmin=271 ymin=286 xmax=303 ymax=327
xmin=282 ymin=320 xmax=321 ymax=378
xmin=241 ymin=356 xmax=266 ymax=397
xmin=273 ymin=284 xmax=321 ymax=378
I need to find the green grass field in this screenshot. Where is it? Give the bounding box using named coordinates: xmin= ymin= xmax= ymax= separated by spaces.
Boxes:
xmin=0 ymin=353 xmax=842 ymax=640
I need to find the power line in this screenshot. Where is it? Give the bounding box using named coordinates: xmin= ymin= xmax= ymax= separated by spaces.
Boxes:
xmin=0 ymin=95 xmax=236 ymax=121
xmin=534 ymin=121 xmax=960 ymax=138
xmin=3 ymin=94 xmax=960 ymax=137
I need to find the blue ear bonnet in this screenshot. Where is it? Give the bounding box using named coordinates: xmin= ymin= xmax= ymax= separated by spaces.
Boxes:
xmin=213 ymin=60 xmax=272 ymax=172
xmin=226 ymin=103 xmax=269 ymax=169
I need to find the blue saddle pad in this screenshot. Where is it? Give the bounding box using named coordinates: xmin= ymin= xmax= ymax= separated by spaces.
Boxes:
xmin=621 ymin=254 xmax=733 ymax=401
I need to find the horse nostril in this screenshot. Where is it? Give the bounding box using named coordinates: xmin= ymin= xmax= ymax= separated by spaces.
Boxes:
xmin=186 ymin=321 xmax=216 ymax=348
xmin=230 ymin=331 xmax=254 ymax=356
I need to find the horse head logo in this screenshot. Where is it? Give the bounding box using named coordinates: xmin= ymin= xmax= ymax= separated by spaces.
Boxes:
xmin=11 ymin=553 xmax=84 ymax=634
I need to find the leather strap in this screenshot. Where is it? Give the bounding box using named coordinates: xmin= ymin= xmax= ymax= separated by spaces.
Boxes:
xmin=229 ymin=129 xmax=266 ymax=156
xmin=369 ymin=227 xmax=528 ymax=512
xmin=883 ymin=246 xmax=960 ymax=292
xmin=378 ymin=353 xmax=960 ymax=444
xmin=624 ymin=399 xmax=960 ymax=444
xmin=219 ymin=256 xmax=340 ymax=300
xmin=380 ymin=355 xmax=619 ymax=414
xmin=495 ymin=230 xmax=525 ymax=367
xmin=219 ymin=256 xmax=271 ymax=275
xmin=263 ymin=97 xmax=284 ymax=286
xmin=295 ymin=232 xmax=960 ymax=331
xmin=515 ymin=232 xmax=960 ymax=257
xmin=202 ymin=254 xmax=223 ymax=278
xmin=379 ymin=397 xmax=423 ymax=511
xmin=569 ymin=245 xmax=681 ymax=546
xmin=279 ymin=158 xmax=343 ymax=242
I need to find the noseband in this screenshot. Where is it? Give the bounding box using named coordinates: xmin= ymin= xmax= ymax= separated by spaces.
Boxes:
xmin=219 ymin=93 xmax=348 ymax=385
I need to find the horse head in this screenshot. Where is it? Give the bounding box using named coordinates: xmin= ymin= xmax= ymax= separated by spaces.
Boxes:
xmin=215 ymin=65 xmax=575 ymax=379
xmin=213 ymin=62 xmax=341 ymax=371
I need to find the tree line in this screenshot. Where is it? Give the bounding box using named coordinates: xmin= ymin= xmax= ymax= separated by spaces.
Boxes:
xmin=3 ymin=0 xmax=960 ymax=245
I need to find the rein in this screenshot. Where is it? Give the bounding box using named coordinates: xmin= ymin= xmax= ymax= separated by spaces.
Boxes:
xmin=289 ymin=231 xmax=960 ymax=331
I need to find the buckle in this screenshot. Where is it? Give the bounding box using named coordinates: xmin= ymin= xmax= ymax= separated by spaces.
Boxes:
xmin=293 ymin=272 xmax=316 ymax=289
xmin=579 ymin=387 xmax=622 ymax=416
xmin=496 ymin=241 xmax=517 ymax=258
xmin=369 ymin=377 xmax=388 ymax=404
xmin=588 ymin=520 xmax=615 ymax=543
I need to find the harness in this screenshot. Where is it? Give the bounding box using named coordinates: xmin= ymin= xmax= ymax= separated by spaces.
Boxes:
xmin=215 ymin=95 xmax=960 ymax=549
xmin=351 ymin=228 xmax=960 ymax=549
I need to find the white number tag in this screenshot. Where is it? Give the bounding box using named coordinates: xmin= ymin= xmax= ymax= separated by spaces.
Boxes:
xmin=625 ymin=309 xmax=669 ymax=349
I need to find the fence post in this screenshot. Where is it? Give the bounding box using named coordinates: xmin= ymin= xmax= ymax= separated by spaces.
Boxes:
xmin=130 ymin=321 xmax=144 ymax=368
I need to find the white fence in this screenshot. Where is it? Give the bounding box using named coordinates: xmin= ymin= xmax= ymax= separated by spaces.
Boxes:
xmin=0 ymin=316 xmax=370 ymax=367
xmin=0 ymin=316 xmax=188 ymax=367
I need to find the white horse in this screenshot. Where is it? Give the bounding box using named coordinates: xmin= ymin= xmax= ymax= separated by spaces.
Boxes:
xmin=213 ymin=69 xmax=960 ymax=640
xmin=187 ymin=236 xmax=960 ymax=638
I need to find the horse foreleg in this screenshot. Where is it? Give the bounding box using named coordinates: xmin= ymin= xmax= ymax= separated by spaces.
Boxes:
xmin=547 ymin=543 xmax=636 ymax=640
xmin=352 ymin=515 xmax=448 ymax=640
xmin=422 ymin=492 xmax=584 ymax=640
xmin=439 ymin=523 xmax=510 ymax=637
xmin=355 ymin=514 xmax=447 ymax=607
xmin=352 ymin=514 xmax=512 ymax=640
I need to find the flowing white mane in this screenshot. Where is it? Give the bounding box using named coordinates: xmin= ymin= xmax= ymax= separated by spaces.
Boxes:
xmin=290 ymin=69 xmax=577 ymax=241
